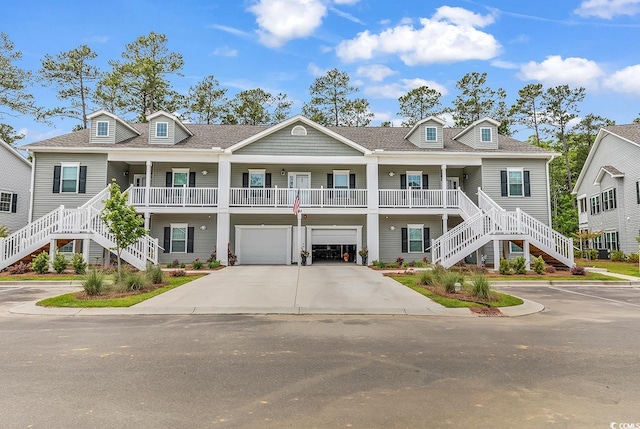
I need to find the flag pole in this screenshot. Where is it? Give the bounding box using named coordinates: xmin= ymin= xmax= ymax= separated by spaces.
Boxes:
xmin=297 ymin=210 xmax=302 ymax=267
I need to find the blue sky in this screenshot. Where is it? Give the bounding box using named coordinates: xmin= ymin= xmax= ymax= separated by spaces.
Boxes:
xmin=3 ymin=0 xmax=640 ymax=146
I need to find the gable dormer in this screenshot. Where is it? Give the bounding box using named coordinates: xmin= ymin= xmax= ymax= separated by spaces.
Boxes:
xmin=147 ymin=111 xmax=192 ymax=145
xmin=86 ymin=110 xmax=140 ymax=144
xmin=404 ymin=116 xmax=446 ymax=149
xmin=453 ymin=117 xmax=499 ymax=150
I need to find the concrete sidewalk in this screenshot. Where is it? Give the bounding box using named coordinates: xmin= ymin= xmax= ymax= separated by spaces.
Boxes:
xmin=7 ymin=265 xmax=544 ymax=317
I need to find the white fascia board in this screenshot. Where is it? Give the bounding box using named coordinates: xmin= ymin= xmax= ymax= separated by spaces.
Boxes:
xmin=147 ymin=110 xmax=193 ymax=136
xmin=1 ymin=139 xmax=31 ymax=167
xmin=572 ymin=128 xmax=608 ymax=193
xmin=86 ymin=109 xmax=140 ymax=136
xmin=403 ymin=116 xmax=447 ymax=140
xmin=452 ymin=117 xmax=500 ymax=140
xmin=228 ymin=154 xmax=368 ymax=165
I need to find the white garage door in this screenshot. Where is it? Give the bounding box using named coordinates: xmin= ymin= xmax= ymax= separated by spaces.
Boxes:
xmin=311 ymin=229 xmax=357 ymax=245
xmin=236 ymin=227 xmax=291 ymax=265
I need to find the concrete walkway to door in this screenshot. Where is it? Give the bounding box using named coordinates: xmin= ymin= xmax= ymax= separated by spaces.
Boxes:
xmin=133 ymin=264 xmax=447 ymax=315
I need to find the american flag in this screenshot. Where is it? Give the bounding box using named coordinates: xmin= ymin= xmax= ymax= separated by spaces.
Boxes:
xmin=293 ymin=190 xmax=301 ymax=216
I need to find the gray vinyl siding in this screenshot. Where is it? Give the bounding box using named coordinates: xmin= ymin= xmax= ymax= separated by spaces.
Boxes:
xmin=378 ymin=215 xmax=442 ymax=263
xmin=151 ymin=163 xmax=219 ymax=187
xmin=407 ymin=121 xmax=443 ymax=149
xmin=231 ymin=164 xmax=366 ymax=188
xmin=174 ymin=124 xmax=190 ymax=143
xmin=481 ymin=158 xmax=550 ymax=225
xmin=463 ymin=166 xmax=482 ymax=205
xmin=106 ymin=161 xmax=129 ymax=190
xmin=151 ymin=214 xmax=217 ymax=264
xmin=90 ymin=114 xmax=115 ymax=144
xmin=114 ymin=122 xmax=138 ymax=143
xmin=475 ymin=122 xmax=498 ymax=149
xmin=377 ymin=166 xmax=442 ymax=189
xmin=456 ymin=129 xmax=475 ymax=148
xmin=0 ymin=144 xmax=31 ymax=231
xmin=32 ymin=153 xmax=108 ymax=218
xmin=235 ymin=123 xmax=363 ymax=156
xmin=576 ymin=133 xmax=640 ymax=254
xmin=149 ymin=116 xmax=175 ymax=145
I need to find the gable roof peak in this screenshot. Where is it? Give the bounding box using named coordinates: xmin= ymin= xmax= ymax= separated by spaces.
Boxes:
xmin=85 ymin=109 xmax=141 ymax=136
xmin=404 ymin=116 xmax=447 ymax=140
xmin=146 ymin=110 xmax=193 ymax=136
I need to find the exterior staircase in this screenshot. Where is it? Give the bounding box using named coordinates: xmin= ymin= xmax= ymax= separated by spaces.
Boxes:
xmin=432 ymin=188 xmax=574 ymax=268
xmin=0 ymin=187 xmax=160 ymax=271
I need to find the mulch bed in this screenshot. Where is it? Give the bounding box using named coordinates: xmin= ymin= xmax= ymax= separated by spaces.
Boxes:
xmin=470 ymin=307 xmax=504 ymax=317
xmin=75 ymin=282 xmax=169 ymax=300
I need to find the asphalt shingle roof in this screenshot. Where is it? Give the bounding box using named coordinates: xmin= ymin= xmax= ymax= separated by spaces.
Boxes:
xmin=602 ymin=124 xmax=640 ymax=145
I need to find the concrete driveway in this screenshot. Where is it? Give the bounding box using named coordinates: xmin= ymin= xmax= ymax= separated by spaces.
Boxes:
xmin=134 ymin=265 xmax=441 ymax=315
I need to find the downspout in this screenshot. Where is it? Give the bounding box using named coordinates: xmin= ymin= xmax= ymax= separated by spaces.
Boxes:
xmin=545 ymin=155 xmax=554 ymax=227
xmin=28 ymin=151 xmax=36 ymax=223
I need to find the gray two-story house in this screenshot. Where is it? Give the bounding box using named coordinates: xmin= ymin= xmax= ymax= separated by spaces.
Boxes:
xmin=0 ymin=139 xmax=31 ymax=234
xmin=573 ymin=124 xmax=640 ymax=255
xmin=0 ymin=111 xmax=573 ymax=271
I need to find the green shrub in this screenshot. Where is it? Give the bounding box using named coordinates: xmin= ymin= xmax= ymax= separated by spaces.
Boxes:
xmin=586 ymin=249 xmax=598 ymax=260
xmin=120 ymin=271 xmax=149 ymax=291
xmin=573 ymin=249 xmax=583 ymax=259
xmin=372 ymin=260 xmax=385 ymax=268
xmin=31 ymin=251 xmax=50 ymax=274
xmin=471 ymin=274 xmax=492 ymax=300
xmin=442 ymin=271 xmax=464 ymax=293
xmin=628 ymin=253 xmax=639 ymax=263
xmin=611 ymin=250 xmax=627 ymax=262
xmin=83 ymin=269 xmax=106 ymax=296
xmin=532 ymin=256 xmax=546 ymax=274
xmin=52 ymin=253 xmax=68 ymax=274
xmin=71 ymin=253 xmax=87 ymax=274
xmin=208 ymin=260 xmax=221 ymax=269
xmin=192 ymin=258 xmax=203 ymax=270
xmin=179 ymin=262 xmax=186 ymax=269
xmin=413 ymin=260 xmax=426 ymax=268
xmin=499 ymin=258 xmax=512 ymax=275
xmin=513 ymin=256 xmax=527 ymax=274
xmin=146 ymin=264 xmax=164 ymax=284
xmin=171 ymin=269 xmax=186 ymax=277
xmin=570 ymin=265 xmax=586 ymax=276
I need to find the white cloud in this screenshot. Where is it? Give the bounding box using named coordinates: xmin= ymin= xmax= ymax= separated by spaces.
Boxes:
xmin=307 ymin=62 xmax=328 ymax=77
xmin=208 ymin=24 xmax=252 ymax=38
xmin=518 ymin=55 xmax=604 ymax=88
xmin=604 ymin=64 xmax=640 ymax=95
xmin=575 ymin=0 xmax=640 ymax=18
xmin=249 ymin=0 xmax=327 ymax=48
xmin=333 ymin=0 xmax=360 ymax=4
xmin=329 ymin=5 xmax=364 ymax=24
xmin=335 ymin=6 xmax=500 ymax=65
xmin=211 ymin=46 xmax=238 ymax=57
xmin=491 ymin=60 xmax=519 ymax=69
xmin=365 ymin=78 xmax=448 ymax=99
xmin=356 ymin=64 xmax=397 ymax=82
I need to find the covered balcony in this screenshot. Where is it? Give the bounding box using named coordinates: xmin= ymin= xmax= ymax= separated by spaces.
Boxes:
xmin=229 ymin=187 xmax=367 ymax=208
xmin=128 ymin=186 xmax=218 ymax=208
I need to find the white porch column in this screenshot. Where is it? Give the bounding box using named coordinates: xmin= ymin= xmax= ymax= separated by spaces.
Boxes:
xmin=441 ymin=164 xmax=447 ymax=208
xmin=144 ymin=212 xmax=151 ymax=230
xmin=492 ymin=239 xmax=500 ymax=271
xmin=82 ymin=239 xmax=90 ymax=264
xmin=49 ymin=239 xmax=56 ymax=271
xmin=216 ymin=157 xmax=231 ymax=265
xmin=523 ymin=240 xmax=531 ymax=270
xmin=442 ymin=213 xmax=448 ymax=234
xmin=145 ymin=160 xmax=152 ymax=207
xmin=366 ymin=158 xmax=379 ymax=264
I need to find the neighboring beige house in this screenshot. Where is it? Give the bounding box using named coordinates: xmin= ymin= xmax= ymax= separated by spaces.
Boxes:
xmin=0 ymin=111 xmax=574 ymax=270
xmin=0 ymin=139 xmax=32 ymax=234
xmin=573 ymin=124 xmax=640 ymax=255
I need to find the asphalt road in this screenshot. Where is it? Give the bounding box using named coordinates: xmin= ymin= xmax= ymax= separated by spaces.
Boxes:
xmin=1 ymin=285 xmax=640 ymax=428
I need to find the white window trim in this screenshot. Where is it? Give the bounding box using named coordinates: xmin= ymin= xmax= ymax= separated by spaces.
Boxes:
xmin=333 ymin=170 xmax=350 ymax=189
xmin=480 ymin=127 xmax=492 ymax=142
xmin=156 ymin=122 xmax=169 ymax=138
xmin=507 ymin=167 xmax=524 ymax=197
xmin=406 ymin=171 xmax=423 ymax=189
xmin=288 ymin=172 xmax=312 ymax=189
xmin=425 ymin=126 xmax=437 ymax=142
xmin=604 ymin=230 xmax=619 ymax=251
xmin=170 ymin=223 xmax=188 ymax=254
xmin=96 ymin=121 xmax=109 ymax=137
xmin=602 ymin=187 xmax=616 ymax=211
xmin=172 ymin=168 xmax=190 ymax=188
xmin=58 ymin=241 xmax=76 ymax=254
xmin=60 ymin=162 xmax=80 ymax=194
xmin=248 ymin=169 xmax=266 ymax=188
xmin=291 ymin=125 xmax=307 ymax=136
xmin=0 ymin=191 xmax=13 ymax=213
xmin=578 ymin=195 xmax=587 ymax=213
xmin=407 ymin=223 xmax=424 ymax=254
xmin=590 ymin=194 xmax=601 ymax=214
xmin=509 ymin=242 xmax=524 ymax=254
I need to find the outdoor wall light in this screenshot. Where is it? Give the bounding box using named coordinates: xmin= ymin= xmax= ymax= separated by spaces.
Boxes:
xmin=200 ymin=225 xmax=207 ymax=231
xmin=201 ymin=170 xmax=208 ymax=175
xmin=281 ymin=169 xmax=286 ymax=176
xmin=389 ymin=226 xmax=396 ymax=231
xmin=123 ymin=171 xmax=129 ymax=176
xmin=388 ymin=171 xmax=395 ymax=177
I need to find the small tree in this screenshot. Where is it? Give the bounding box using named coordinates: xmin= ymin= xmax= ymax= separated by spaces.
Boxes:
xmin=100 ymin=180 xmax=148 ymax=281
xmin=574 ymin=229 xmax=602 ymax=260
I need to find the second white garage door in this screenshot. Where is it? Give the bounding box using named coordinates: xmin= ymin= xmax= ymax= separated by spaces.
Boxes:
xmin=235 ymin=226 xmax=292 ymax=265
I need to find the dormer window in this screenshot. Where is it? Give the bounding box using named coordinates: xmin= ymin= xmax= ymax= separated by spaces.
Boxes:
xmin=96 ymin=121 xmax=109 ymax=137
xmin=425 ymin=127 xmax=437 ymax=142
xmin=481 ymin=127 xmax=492 ymax=142
xmin=156 ymin=122 xmax=168 ymax=138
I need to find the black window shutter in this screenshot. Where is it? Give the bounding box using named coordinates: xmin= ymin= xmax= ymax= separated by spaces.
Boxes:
xmin=163 ymin=227 xmax=170 ymax=253
xmin=10 ymin=194 xmax=17 ymax=213
xmin=165 ymin=172 xmax=172 ymax=187
xmin=500 ymin=171 xmax=507 ymax=196
xmin=78 ymin=166 xmax=87 ymax=194
xmin=188 ymin=172 xmax=196 ymax=187
xmin=53 ymin=166 xmax=61 ymax=193
xmin=187 ymin=227 xmax=195 ymax=253
xmin=327 ymin=173 xmax=333 ymax=188
xmin=423 ymin=227 xmax=430 ymax=252
xmin=242 ymin=172 xmax=249 ymax=188
xmin=401 ymin=227 xmax=408 ymax=253
xmin=265 ymin=173 xmax=272 ymax=188
xmin=613 ymin=188 xmax=617 ymax=208
xmin=349 ymin=173 xmax=356 ymax=189
xmin=636 ymin=181 xmax=640 ymax=204
xmin=523 ymin=171 xmax=531 ymax=197
xmin=400 ymin=174 xmax=407 ymax=189
xmin=422 ymin=174 xmax=429 ymax=189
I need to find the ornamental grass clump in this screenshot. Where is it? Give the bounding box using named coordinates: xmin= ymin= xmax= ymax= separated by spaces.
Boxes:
xmin=471 ymin=274 xmax=492 ymax=300
xmin=119 ymin=271 xmax=149 ymax=292
xmin=83 ymin=269 xmax=106 ymax=296
xmin=145 ymin=264 xmax=164 ymax=284
xmin=442 ymin=271 xmax=464 ymax=293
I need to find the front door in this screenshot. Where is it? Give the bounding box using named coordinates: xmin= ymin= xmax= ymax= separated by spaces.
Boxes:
xmin=447 ymin=177 xmax=459 ymax=190
xmin=289 ymin=173 xmax=311 ymax=204
xmin=133 ymin=174 xmax=146 ymax=187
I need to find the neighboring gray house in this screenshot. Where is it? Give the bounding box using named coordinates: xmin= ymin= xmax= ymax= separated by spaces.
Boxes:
xmin=0 ymin=111 xmax=573 ymax=270
xmin=573 ymin=124 xmax=640 ymax=255
xmin=0 ymin=139 xmax=31 ymax=234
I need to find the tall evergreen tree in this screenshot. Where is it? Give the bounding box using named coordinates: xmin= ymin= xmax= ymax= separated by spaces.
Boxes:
xmin=0 ymin=123 xmax=24 ymax=146
xmin=225 ymin=89 xmax=292 ymax=125
xmin=449 ymin=72 xmax=507 ymax=129
xmin=184 ymin=75 xmax=227 ymax=124
xmin=397 ymin=86 xmax=442 ymax=127
xmin=510 ymin=83 xmax=544 ymax=145
xmin=302 ymin=68 xmax=365 ymax=126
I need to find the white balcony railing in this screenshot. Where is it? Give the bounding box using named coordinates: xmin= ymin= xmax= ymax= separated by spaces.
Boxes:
xmin=379 ymin=189 xmax=443 ymax=208
xmin=229 ymin=187 xmax=367 ymax=208
xmin=128 ymin=187 xmax=218 ymax=207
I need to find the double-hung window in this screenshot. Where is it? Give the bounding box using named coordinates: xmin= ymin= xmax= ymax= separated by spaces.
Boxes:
xmin=172 ymin=169 xmax=189 ymax=188
xmin=507 ymin=168 xmax=523 ymax=197
xmin=579 ymin=198 xmax=587 ymax=213
xmin=96 ymin=121 xmax=109 ymax=137
xmin=61 ymin=163 xmax=80 ymax=193
xmin=408 ymin=224 xmax=424 ymax=253
xmin=590 ymin=195 xmax=601 ymax=215
xmin=406 ymin=172 xmax=422 ymax=190
xmin=249 ymin=170 xmax=266 ymax=188
xmin=333 ymin=171 xmax=349 ymax=189
xmin=602 ymin=188 xmax=617 ymax=211
xmin=604 ymin=231 xmax=619 ymax=251
xmin=156 ymin=122 xmax=168 ymax=138
xmin=170 ymin=224 xmax=187 ymax=253
xmin=0 ymin=192 xmax=12 ymax=212
xmin=425 ymin=127 xmax=437 ymax=142
xmin=480 ymin=127 xmax=492 ymax=142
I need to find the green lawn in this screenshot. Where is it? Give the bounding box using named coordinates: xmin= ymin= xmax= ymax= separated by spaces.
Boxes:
xmin=394 ymin=276 xmax=524 ymax=308
xmin=37 ymin=275 xmax=202 ymax=308
xmin=576 ymin=259 xmax=640 ymax=278
xmin=489 ymin=272 xmax=621 ymax=281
